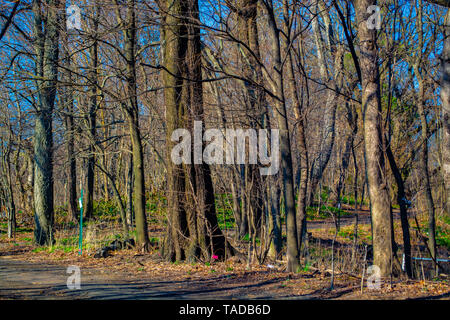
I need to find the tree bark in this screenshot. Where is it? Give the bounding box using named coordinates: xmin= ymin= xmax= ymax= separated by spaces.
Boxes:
xmin=62 ymin=0 xmax=77 ymax=223
xmin=268 ymin=179 xmax=282 ymax=259
xmin=425 ymin=0 xmax=450 ymax=220
xmin=84 ymin=1 xmax=99 ymax=221
xmin=308 ymin=2 xmax=342 ymax=206
xmin=414 ymin=1 xmax=437 ymax=272
xmin=127 ymin=155 xmax=133 ymax=225
xmin=441 ymin=8 xmax=450 ymax=218
xmin=121 ymin=0 xmax=150 ymax=251
xmin=356 ymin=0 xmax=393 ymax=277
xmin=1 ymin=137 xmax=16 ymax=239
xmin=284 ymin=17 xmax=308 ymax=254
xmin=264 ymin=0 xmax=299 ymax=272
xmin=32 ymin=0 xmax=59 ymax=245
xmin=386 ymin=144 xmax=412 ymax=278
xmin=161 ymin=0 xmax=232 ymax=262
xmin=236 ymin=0 xmax=265 ymax=239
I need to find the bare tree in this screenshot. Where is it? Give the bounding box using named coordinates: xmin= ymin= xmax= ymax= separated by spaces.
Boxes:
xmin=262 ymin=0 xmax=300 ymax=272
xmin=32 ymin=0 xmax=60 ymax=245
xmin=356 ymin=0 xmax=394 ymax=277
xmin=160 ymin=0 xmax=234 ymax=262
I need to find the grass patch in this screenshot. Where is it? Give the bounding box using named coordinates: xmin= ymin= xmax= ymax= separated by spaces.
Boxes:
xmin=216 ymin=211 xmax=235 ymax=230
xmin=340 ymin=195 xmax=368 ymax=206
xmin=32 ymin=247 xmax=47 ymax=253
xmin=58 ymin=236 xmax=78 ymax=246
xmin=149 ymin=237 xmax=159 ymax=246
xmin=215 ymin=194 xmax=235 ymax=230
xmin=413 ymin=217 xmax=450 ymax=250
xmin=435 ymin=225 xmax=450 ymax=250
xmin=240 ymin=233 xmax=261 ymax=244
xmin=306 ymin=205 xmax=352 ymax=220
xmin=330 ymin=225 xmax=372 ymax=243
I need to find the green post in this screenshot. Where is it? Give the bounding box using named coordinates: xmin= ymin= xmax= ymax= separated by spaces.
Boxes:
xmin=79 ymin=189 xmax=83 ymax=255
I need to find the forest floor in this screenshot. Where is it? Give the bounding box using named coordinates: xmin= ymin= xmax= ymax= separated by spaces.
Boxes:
xmin=0 ymin=204 xmax=449 ymax=300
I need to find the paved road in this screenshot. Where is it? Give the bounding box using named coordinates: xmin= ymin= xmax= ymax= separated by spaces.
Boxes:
xmin=0 ymin=207 xmax=409 ymax=300
xmin=307 ymin=207 xmax=409 ymax=230
xmin=0 ymin=257 xmax=315 ymax=300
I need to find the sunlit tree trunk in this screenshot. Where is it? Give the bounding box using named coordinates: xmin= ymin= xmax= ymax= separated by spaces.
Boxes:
xmin=426 ymin=0 xmax=450 ymax=220
xmin=441 ymin=7 xmax=450 ymax=218
xmin=356 ymin=0 xmax=393 ymax=277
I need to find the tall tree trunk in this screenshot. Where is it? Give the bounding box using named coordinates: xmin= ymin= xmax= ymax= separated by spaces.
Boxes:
xmin=129 ymin=112 xmax=150 ymax=250
xmin=161 ymin=0 xmax=232 ymax=262
xmin=264 ymin=0 xmax=299 ymax=272
xmin=230 ymin=176 xmax=242 ymax=240
xmin=122 ymin=0 xmax=150 ymax=251
xmin=425 ymin=0 xmax=450 ymax=220
xmin=96 ymin=163 xmax=129 ymax=236
xmin=62 ymin=0 xmax=77 ymax=222
xmin=32 ymin=0 xmax=59 ymax=245
xmin=25 ymin=151 xmax=34 ymax=215
xmin=127 ymin=155 xmax=133 ymax=225
xmin=65 ymin=94 xmax=77 ymax=223
xmin=333 ymin=133 xmax=353 ymax=207
xmin=268 ymin=178 xmax=282 ymax=259
xmin=386 ymin=144 xmax=412 ymax=278
xmin=308 ymin=2 xmax=342 ymax=206
xmin=333 ymin=85 xmax=358 ymax=207
xmin=356 ymin=0 xmax=393 ymax=277
xmin=84 ymin=1 xmax=99 ymax=221
xmin=414 ymin=1 xmax=437 ymax=272
xmin=235 ymin=0 xmax=265 ymax=239
xmin=443 ymin=9 xmax=450 ymax=218
xmin=416 ymin=74 xmax=437 ymax=270
xmin=352 ymin=141 xmax=359 ymax=211
xmin=1 ymin=140 xmax=16 ymax=239
xmin=284 ymin=20 xmax=308 ymax=254
xmin=239 ymin=166 xmax=249 ymax=238
xmin=208 ymin=74 xmax=244 ymax=241
xmin=7 ymin=186 xmax=16 ymax=239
